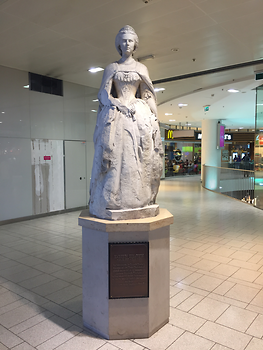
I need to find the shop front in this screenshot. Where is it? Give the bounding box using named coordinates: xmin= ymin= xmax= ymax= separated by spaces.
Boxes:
xmin=163 ymin=129 xmax=201 ymax=177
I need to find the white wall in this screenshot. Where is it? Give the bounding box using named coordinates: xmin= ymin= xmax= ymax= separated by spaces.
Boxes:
xmin=0 ymin=137 xmax=33 ymax=221
xmin=0 ymin=65 xmax=98 ymax=222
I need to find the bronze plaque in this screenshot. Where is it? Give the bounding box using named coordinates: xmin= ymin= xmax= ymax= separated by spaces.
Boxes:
xmin=109 ymin=242 xmax=149 ymax=299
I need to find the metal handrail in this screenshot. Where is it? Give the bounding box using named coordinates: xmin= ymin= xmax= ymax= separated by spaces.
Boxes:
xmin=203 ymin=165 xmax=253 ymax=173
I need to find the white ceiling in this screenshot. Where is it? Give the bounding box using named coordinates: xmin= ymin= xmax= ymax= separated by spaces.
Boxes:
xmin=1 ymin=0 xmax=263 ymax=128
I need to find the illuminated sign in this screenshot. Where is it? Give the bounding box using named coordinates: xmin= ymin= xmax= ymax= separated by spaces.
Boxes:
xmin=219 ymin=125 xmax=225 ymax=148
xmin=167 ymin=130 xmax=174 ymax=139
xmin=224 ymin=133 xmax=232 ymax=141
xmin=195 ymin=132 xmax=232 ymax=141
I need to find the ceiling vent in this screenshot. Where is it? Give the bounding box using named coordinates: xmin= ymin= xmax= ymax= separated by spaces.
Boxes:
xmin=137 ymin=54 xmax=155 ymax=62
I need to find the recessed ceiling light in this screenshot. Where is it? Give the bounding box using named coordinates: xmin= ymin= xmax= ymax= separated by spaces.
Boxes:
xmin=137 ymin=54 xmax=155 ymax=62
xmin=228 ymin=89 xmax=239 ymax=93
xmin=165 ymin=113 xmax=173 ymax=115
xmin=154 ymin=88 xmax=165 ymax=92
xmin=88 ymin=67 xmax=104 ymax=73
xmin=23 ymin=84 xmax=29 ymax=88
xmin=169 ymin=119 xmax=175 ymax=121
xmin=1 ymin=111 xmax=5 ymax=114
xmin=178 ymin=103 xmax=188 ymax=107
xmin=91 ymin=110 xmax=97 ymax=112
xmin=92 ymin=99 xmax=99 ymax=102
xmin=0 ymin=122 xmax=2 ymax=124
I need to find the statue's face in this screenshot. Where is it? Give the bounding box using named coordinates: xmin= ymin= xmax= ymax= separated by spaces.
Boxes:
xmin=119 ymin=33 xmax=135 ymax=55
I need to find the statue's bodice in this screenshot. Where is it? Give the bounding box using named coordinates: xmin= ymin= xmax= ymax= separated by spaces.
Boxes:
xmin=113 ymin=70 xmax=141 ymax=104
xmin=114 ymin=71 xmax=140 ymax=82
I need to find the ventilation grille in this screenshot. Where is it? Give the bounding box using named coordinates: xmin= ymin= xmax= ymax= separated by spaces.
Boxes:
xmin=29 ymin=72 xmax=63 ymax=96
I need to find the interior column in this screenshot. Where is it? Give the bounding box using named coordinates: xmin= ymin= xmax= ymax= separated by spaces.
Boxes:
xmin=201 ymin=119 xmax=221 ymax=189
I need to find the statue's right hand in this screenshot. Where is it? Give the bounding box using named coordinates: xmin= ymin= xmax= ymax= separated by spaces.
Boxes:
xmin=116 ymin=104 xmax=129 ymax=116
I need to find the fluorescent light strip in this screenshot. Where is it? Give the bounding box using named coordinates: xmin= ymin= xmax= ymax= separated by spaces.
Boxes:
xmin=154 ymin=88 xmax=165 ymax=92
xmin=228 ymin=89 xmax=239 ymax=93
xmin=89 ymin=67 xmax=104 ymax=73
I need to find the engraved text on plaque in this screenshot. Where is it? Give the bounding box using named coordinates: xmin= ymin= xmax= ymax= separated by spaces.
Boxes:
xmin=109 ymin=242 xmax=149 ymax=299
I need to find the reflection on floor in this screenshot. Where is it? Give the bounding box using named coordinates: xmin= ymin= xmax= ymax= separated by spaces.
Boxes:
xmin=1 ymin=175 xmax=263 ymax=349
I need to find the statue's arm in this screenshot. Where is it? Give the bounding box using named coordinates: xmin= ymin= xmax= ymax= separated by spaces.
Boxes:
xmin=140 ymin=81 xmax=158 ymax=116
xmin=138 ymin=63 xmax=158 ymax=116
xmin=98 ymin=64 xmax=130 ymax=115
xmin=98 ymin=66 xmax=114 ymax=107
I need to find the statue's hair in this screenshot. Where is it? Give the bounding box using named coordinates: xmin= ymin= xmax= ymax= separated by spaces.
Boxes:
xmin=115 ymin=25 xmax=139 ymax=56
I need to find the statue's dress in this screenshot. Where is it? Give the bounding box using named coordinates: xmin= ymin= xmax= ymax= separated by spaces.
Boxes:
xmin=89 ymin=62 xmax=163 ymax=219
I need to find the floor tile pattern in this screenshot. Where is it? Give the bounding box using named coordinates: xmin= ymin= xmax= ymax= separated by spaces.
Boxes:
xmin=1 ymin=176 xmax=263 ymax=349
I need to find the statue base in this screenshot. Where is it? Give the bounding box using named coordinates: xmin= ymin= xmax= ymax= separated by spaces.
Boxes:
xmin=79 ymin=208 xmax=173 ymax=340
xmin=105 ymin=204 xmax=159 ymax=220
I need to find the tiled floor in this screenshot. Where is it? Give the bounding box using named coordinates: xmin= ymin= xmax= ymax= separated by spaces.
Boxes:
xmin=1 ymin=175 xmax=263 ymax=349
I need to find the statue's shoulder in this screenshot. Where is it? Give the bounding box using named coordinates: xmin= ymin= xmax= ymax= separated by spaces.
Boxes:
xmin=104 ymin=62 xmax=118 ymax=74
xmin=135 ymin=61 xmax=149 ymax=76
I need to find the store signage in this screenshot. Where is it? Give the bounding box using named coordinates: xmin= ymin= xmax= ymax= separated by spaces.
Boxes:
xmin=44 ymin=156 xmax=51 ymax=160
xmin=166 ymin=129 xmax=195 ymax=139
xmin=194 ymin=132 xmax=232 ymax=141
xmin=167 ymin=130 xmax=173 ymax=139
xmin=219 ymin=125 xmax=225 ymax=148
xmin=224 ymin=133 xmax=232 ymax=141
xmin=195 ymin=132 xmax=202 ymax=140
xmin=173 ymin=130 xmax=194 ymax=138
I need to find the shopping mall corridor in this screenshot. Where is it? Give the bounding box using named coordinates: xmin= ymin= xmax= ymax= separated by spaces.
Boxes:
xmin=1 ymin=176 xmax=263 ymax=350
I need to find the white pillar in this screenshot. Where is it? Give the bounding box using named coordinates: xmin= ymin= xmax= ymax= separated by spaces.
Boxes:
xmin=201 ymin=119 xmax=221 ymax=189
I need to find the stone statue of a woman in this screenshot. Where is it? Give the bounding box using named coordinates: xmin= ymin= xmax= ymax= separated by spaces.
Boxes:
xmin=89 ymin=25 xmax=163 ymax=220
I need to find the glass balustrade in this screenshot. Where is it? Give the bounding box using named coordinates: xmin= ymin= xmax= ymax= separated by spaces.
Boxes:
xmin=255 ymin=84 xmax=263 ymax=209
xmin=202 ymin=165 xmax=256 ymax=206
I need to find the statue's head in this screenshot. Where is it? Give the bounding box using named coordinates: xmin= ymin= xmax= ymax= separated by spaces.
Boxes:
xmin=115 ymin=25 xmax=139 ymax=56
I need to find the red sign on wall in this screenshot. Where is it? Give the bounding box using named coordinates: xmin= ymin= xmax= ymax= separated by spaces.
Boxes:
xmin=44 ymin=156 xmax=51 ymax=160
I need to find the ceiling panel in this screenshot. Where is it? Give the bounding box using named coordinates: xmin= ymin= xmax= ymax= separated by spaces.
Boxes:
xmin=0 ymin=11 xmax=24 ymax=33
xmin=194 ymin=0 xmax=255 ymax=15
xmin=206 ymin=0 xmax=262 ymax=23
xmin=2 ymin=0 xmax=55 ymax=19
